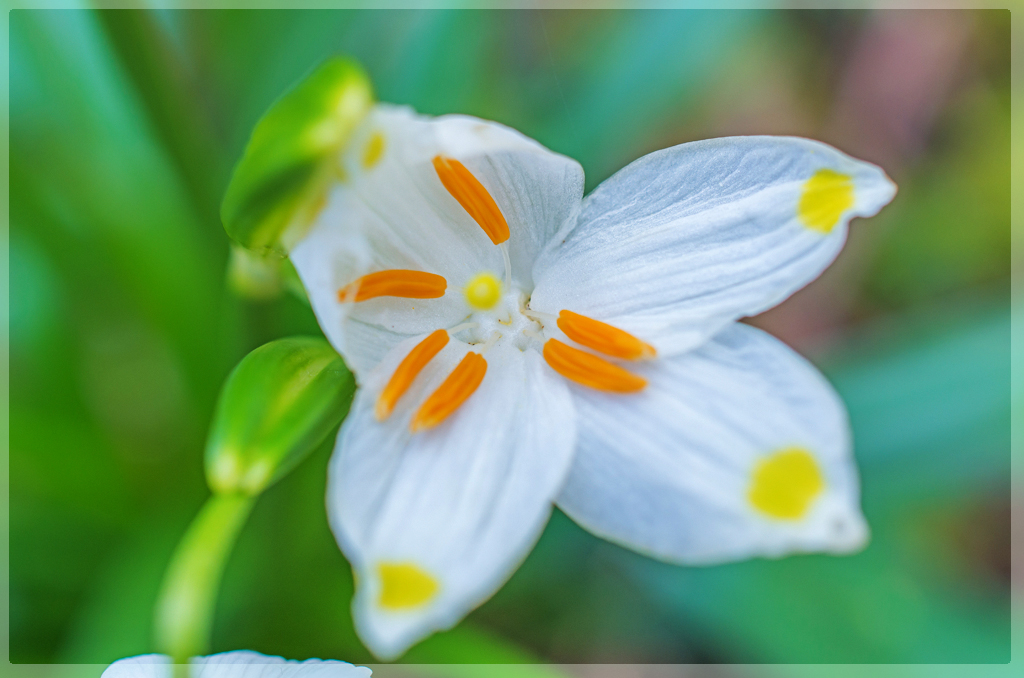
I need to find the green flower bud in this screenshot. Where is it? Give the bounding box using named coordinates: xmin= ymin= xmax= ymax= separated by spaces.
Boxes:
xmin=205 ymin=337 xmax=355 ymax=495
xmin=221 ymin=57 xmax=373 ymax=256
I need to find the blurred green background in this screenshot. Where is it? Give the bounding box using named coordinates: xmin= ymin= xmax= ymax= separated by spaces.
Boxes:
xmin=8 ymin=7 xmax=1011 ymax=666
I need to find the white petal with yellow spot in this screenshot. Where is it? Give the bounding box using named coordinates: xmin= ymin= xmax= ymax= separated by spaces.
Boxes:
xmin=529 ymin=136 xmax=897 ymax=357
xmin=328 ymin=339 xmax=576 ymax=660
xmin=556 ymin=322 xmax=867 ymax=564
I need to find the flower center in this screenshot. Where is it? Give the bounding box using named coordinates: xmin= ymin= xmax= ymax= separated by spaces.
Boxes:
xmin=336 ymin=154 xmax=658 ymax=433
xmin=463 ymin=289 xmax=544 ymax=352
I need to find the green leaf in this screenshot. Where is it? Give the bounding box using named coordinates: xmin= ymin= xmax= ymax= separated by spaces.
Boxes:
xmin=205 ymin=337 xmax=355 ymax=495
xmin=221 ymin=57 xmax=373 ymax=256
xmin=400 ymin=627 xmax=570 ymax=677
xmin=11 ymin=9 xmax=228 ymax=409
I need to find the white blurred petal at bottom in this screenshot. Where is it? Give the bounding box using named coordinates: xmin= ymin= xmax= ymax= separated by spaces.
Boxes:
xmin=101 ymin=651 xmax=371 ymax=678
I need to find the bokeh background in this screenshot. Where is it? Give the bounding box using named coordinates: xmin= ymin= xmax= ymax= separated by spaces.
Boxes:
xmin=8 ymin=7 xmax=1012 ymax=668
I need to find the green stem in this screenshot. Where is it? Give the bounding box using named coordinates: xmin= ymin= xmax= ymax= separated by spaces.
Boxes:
xmin=154 ymin=492 xmax=256 ymax=664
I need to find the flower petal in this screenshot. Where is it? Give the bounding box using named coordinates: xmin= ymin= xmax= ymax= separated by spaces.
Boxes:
xmin=291 ymin=105 xmax=583 ymax=380
xmin=556 ymin=322 xmax=867 ymax=564
xmin=101 ymin=652 xmax=371 ymax=678
xmin=328 ymin=337 xmax=577 ymax=659
xmin=530 ymin=136 xmax=896 ymax=356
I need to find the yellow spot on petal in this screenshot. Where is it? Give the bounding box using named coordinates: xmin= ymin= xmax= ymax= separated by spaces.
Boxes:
xmin=377 ymin=562 xmax=439 ymax=609
xmin=362 ymin=132 xmax=385 ymax=169
xmin=798 ymin=169 xmax=854 ymax=233
xmin=749 ymin=447 xmax=825 ymax=520
xmin=464 ymin=272 xmax=502 ymax=310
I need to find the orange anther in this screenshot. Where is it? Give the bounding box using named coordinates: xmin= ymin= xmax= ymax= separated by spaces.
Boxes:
xmin=542 ymin=339 xmax=646 ymax=393
xmin=557 ymin=310 xmax=656 ymax=361
xmin=410 ymin=352 xmax=488 ymax=432
xmin=432 ymin=155 xmax=510 ymax=245
xmin=338 ymin=270 xmax=447 ymax=302
xmin=376 ymin=330 xmax=450 ymax=421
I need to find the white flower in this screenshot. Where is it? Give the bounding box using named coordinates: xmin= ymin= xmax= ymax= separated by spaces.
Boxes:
xmin=290 ymin=105 xmax=897 ymax=659
xmin=101 ymin=651 xmax=371 ymax=678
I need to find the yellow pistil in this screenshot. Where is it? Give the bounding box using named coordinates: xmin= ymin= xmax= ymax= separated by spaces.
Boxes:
xmin=557 ymin=310 xmax=656 ymax=360
xmin=542 ymin=339 xmax=646 ymax=393
xmin=464 ymin=272 xmax=502 ymax=310
xmin=377 ymin=562 xmax=439 ymax=610
xmin=376 ymin=330 xmax=450 ymax=421
xmin=748 ymin=447 xmax=825 ymax=519
xmin=432 ymin=155 xmax=510 ymax=245
xmin=798 ymin=169 xmax=854 ymax=233
xmin=338 ymin=270 xmax=447 ymax=302
xmin=410 ymin=352 xmax=488 ymax=432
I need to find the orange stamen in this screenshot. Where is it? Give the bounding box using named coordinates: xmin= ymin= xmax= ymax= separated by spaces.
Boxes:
xmin=376 ymin=330 xmax=450 ymax=421
xmin=338 ymin=270 xmax=447 ymax=302
xmin=557 ymin=310 xmax=656 ymax=360
xmin=432 ymin=155 xmax=510 ymax=245
xmin=410 ymin=352 xmax=488 ymax=432
xmin=542 ymin=339 xmax=646 ymax=393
